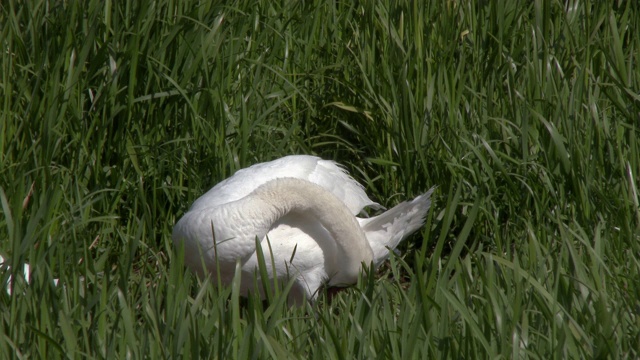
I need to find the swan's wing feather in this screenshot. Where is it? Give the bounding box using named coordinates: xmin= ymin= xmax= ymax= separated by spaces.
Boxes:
xmin=190 ymin=155 xmax=318 ymax=210
xmin=310 ymin=158 xmax=381 ymax=214
xmin=190 ymin=155 xmax=380 ymax=214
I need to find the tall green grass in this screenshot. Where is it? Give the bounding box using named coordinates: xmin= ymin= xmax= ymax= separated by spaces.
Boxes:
xmin=1 ymin=0 xmax=639 ymax=358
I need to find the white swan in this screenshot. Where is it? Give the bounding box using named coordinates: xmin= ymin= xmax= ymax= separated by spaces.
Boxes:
xmin=172 ymin=155 xmax=435 ymax=302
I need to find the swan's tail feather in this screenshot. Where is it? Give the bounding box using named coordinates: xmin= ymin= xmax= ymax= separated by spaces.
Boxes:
xmin=360 ymin=187 xmax=436 ymax=266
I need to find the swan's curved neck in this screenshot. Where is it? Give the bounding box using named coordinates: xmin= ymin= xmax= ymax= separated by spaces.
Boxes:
xmin=246 ymin=177 xmax=373 ymax=285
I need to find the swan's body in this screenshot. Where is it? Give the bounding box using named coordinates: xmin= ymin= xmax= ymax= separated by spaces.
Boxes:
xmin=172 ymin=155 xmax=434 ymax=302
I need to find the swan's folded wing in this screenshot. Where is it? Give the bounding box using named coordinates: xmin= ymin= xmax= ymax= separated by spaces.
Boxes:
xmin=310 ymin=158 xmax=382 ymax=215
xmin=189 ymin=155 xmax=321 ymax=210
xmin=190 ymin=155 xmax=381 ymax=215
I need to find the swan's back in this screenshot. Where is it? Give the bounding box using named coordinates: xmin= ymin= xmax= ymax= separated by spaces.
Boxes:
xmin=189 ymin=155 xmax=380 ymax=214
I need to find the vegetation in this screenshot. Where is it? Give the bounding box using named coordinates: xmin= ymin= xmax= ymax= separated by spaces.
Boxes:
xmin=1 ymin=0 xmax=639 ymax=358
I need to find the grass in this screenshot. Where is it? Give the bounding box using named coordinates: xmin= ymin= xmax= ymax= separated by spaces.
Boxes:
xmin=1 ymin=0 xmax=639 ymax=358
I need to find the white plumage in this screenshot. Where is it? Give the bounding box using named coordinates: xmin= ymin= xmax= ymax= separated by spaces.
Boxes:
xmin=172 ymin=155 xmax=434 ymax=302
xmin=0 ymin=255 xmax=59 ymax=295
xmin=0 ymin=255 xmax=30 ymax=295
